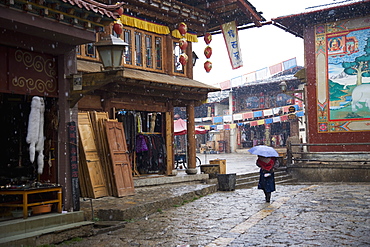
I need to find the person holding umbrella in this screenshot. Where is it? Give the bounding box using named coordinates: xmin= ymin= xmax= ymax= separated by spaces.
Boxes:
xmin=248 ymin=145 xmax=280 ymax=203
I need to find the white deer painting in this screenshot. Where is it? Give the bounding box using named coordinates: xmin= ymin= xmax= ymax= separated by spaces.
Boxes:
xmin=351 ymin=83 xmax=370 ymax=112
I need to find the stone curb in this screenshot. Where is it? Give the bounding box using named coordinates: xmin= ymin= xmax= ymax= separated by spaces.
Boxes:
xmin=96 ymin=184 xmax=218 ymax=221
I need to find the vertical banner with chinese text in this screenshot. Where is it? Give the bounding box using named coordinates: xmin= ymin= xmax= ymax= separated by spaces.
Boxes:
xmin=68 ymin=122 xmax=80 ymax=211
xmin=221 ymin=21 xmax=243 ymax=69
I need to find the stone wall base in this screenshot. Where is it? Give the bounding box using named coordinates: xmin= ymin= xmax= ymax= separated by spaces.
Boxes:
xmin=287 ymin=163 xmax=370 ymax=182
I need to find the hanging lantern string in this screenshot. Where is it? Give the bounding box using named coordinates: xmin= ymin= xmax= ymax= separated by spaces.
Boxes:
xmin=178 ymin=22 xmax=188 ymax=66
xmin=204 ymin=32 xmax=212 ymax=73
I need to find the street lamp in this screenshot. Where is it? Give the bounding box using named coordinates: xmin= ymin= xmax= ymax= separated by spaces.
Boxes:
xmin=279 ymin=81 xmax=287 ymax=92
xmin=192 ymin=51 xmax=199 ymax=67
xmin=279 ymin=81 xmax=304 ymax=101
xmin=95 ymin=35 xmax=128 ymax=71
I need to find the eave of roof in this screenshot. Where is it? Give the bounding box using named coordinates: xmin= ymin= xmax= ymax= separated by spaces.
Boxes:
xmin=0 ymin=0 xmax=122 ymax=33
xmin=272 ymin=0 xmax=370 ymax=38
xmin=114 ymin=0 xmax=265 ymax=35
xmin=77 ymin=60 xmax=220 ymax=92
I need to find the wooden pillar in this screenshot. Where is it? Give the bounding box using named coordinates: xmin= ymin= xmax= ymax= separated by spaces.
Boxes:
xmin=187 ymin=42 xmax=193 ymax=79
xmin=57 ymin=49 xmax=77 ymax=211
xmin=186 ymin=102 xmax=197 ymax=174
xmin=165 ymin=110 xmax=174 ymax=175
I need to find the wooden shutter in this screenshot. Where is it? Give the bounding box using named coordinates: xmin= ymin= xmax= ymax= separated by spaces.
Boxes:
xmin=78 ymin=112 xmax=108 ymax=198
xmin=105 ymin=121 xmax=135 ymax=197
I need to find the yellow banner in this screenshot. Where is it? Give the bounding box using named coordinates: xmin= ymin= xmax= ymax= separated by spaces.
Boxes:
xmin=257 ymin=119 xmax=265 ymax=125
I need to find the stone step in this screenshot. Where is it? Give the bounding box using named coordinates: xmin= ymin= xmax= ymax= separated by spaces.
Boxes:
xmin=95 ymin=183 xmax=218 ymax=222
xmin=0 ymin=211 xmax=85 ymax=238
xmin=235 ymin=170 xmax=297 ymax=189
xmin=0 ymin=221 xmax=94 ymax=247
xmin=236 ymin=170 xmax=290 ymax=182
xmin=235 ymin=174 xmax=260 ymax=184
xmin=235 ymin=177 xmax=298 ymax=189
xmin=134 ymin=172 xmax=209 ymax=187
xmin=0 ymin=211 xmax=94 ymax=247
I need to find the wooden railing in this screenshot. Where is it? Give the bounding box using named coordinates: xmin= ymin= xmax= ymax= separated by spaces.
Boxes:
xmin=286 ymin=142 xmax=370 ymax=165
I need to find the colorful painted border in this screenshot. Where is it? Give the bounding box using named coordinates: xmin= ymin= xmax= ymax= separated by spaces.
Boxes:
xmin=315 ymin=16 xmax=370 ymax=133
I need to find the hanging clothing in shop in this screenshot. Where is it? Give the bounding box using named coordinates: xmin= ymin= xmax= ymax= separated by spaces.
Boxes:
xmin=135 ymin=134 xmax=166 ymax=174
xmin=136 ymin=134 xmax=148 ymax=152
xmin=279 ymin=134 xmax=284 ymax=146
xmin=26 ymin=96 xmax=45 ymax=174
xmin=136 ymin=113 xmax=142 ymax=133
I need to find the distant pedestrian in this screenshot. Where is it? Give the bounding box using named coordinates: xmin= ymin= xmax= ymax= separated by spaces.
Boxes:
xmin=256 ymin=156 xmax=279 ymax=202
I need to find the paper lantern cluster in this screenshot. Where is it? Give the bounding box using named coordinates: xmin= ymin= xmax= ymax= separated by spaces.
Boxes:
xmin=204 ymin=32 xmax=212 ymax=73
xmin=178 ymin=22 xmax=188 ymax=66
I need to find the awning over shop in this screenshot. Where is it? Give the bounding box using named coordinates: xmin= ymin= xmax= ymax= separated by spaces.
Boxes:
xmin=78 ymin=60 xmax=217 ymax=90
xmin=71 ymin=60 xmax=220 ymax=107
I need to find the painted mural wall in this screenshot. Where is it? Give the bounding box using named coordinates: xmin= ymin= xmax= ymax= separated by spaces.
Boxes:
xmin=315 ymin=16 xmax=370 ymax=133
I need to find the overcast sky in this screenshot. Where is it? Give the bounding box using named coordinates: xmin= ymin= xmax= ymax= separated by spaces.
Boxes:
xmin=193 ymin=0 xmax=337 ymax=85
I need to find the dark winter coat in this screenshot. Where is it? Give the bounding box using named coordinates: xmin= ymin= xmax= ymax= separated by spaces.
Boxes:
xmin=256 ymin=157 xmax=279 ymax=193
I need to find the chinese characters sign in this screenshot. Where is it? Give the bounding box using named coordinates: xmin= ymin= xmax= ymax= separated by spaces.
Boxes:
xmin=68 ymin=122 xmax=80 ymax=211
xmin=221 ymin=21 xmax=243 ymax=69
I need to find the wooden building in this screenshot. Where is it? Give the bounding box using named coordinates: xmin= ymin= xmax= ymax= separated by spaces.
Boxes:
xmin=232 ymin=67 xmax=304 ymax=150
xmin=273 ymin=1 xmax=370 ymax=182
xmin=0 ymin=0 xmax=123 ymax=215
xmin=72 ymin=0 xmax=266 ymax=197
xmin=193 ymin=66 xmax=305 ymax=153
xmin=0 ymin=0 xmax=265 ymax=217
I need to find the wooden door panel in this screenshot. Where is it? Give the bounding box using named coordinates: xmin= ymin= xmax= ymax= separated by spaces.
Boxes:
xmin=105 ymin=121 xmax=135 ymax=197
xmin=78 ymin=112 xmax=108 ymax=198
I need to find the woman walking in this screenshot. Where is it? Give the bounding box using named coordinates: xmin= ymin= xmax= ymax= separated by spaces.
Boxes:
xmin=248 ymin=145 xmax=280 ymax=203
xmin=256 ymin=155 xmax=279 ymax=203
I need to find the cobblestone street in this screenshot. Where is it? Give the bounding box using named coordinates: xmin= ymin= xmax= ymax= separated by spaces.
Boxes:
xmin=59 ymin=183 xmax=370 ymax=247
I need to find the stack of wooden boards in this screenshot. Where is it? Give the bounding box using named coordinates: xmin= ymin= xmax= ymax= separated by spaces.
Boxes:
xmin=78 ymin=112 xmax=135 ymax=198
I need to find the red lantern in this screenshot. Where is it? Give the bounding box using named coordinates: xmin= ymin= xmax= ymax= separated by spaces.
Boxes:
xmin=179 ymin=38 xmax=188 ymax=51
xmin=116 ymin=7 xmax=123 ymax=16
xmin=204 ymin=60 xmax=212 ymax=72
xmin=204 ymin=32 xmax=212 ymax=44
xmin=113 ymin=23 xmax=123 ymax=35
xmin=204 ymin=46 xmax=212 ymax=59
xmin=179 ymin=53 xmax=188 ymax=66
xmin=178 ymin=22 xmax=187 ymax=36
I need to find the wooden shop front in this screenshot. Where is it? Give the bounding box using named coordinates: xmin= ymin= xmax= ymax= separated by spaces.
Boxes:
xmin=75 ymin=61 xmax=217 ymax=186
xmin=68 ymin=0 xmax=265 ymax=197
xmin=0 ymin=0 xmax=121 ymax=216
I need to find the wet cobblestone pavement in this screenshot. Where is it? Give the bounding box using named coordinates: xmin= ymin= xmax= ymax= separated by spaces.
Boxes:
xmin=59 ymin=183 xmax=370 ymax=247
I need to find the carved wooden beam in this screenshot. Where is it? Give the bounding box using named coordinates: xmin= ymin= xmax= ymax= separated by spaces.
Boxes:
xmin=101 ymin=82 xmax=208 ymax=102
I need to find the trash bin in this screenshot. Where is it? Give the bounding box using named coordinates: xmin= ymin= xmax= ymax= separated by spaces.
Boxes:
xmin=217 ymin=173 xmax=236 ymax=191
